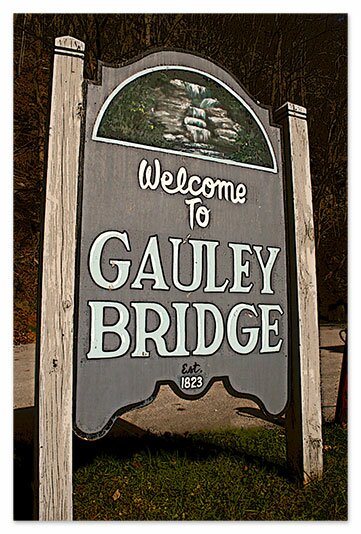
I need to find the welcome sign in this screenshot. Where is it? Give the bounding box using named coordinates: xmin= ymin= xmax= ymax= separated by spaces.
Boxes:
xmin=74 ymin=51 xmax=289 ymax=438
xmin=38 ymin=40 xmax=323 ymax=518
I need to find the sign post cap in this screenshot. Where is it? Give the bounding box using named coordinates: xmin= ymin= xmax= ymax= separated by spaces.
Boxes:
xmin=275 ymin=102 xmax=307 ymax=121
xmin=55 ymin=35 xmax=85 ymax=52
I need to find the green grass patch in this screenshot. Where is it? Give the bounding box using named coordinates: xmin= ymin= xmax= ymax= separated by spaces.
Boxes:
xmin=72 ymin=424 xmax=347 ymax=521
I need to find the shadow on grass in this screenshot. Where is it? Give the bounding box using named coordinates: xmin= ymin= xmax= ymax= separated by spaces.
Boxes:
xmin=73 ymin=420 xmax=289 ymax=478
xmin=14 ymin=407 xmax=294 ymax=520
xmin=14 ymin=407 xmax=35 ymax=520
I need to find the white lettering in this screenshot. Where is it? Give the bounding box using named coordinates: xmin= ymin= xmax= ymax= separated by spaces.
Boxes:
xmin=86 ymin=300 xmax=284 ymax=359
xmin=87 ymin=301 xmax=130 ymax=358
xmin=170 ymin=237 xmax=204 ymax=292
xmin=254 ymin=246 xmax=280 ymax=294
xmin=138 ymin=158 xmax=247 ymax=229
xmin=228 ymin=243 xmax=253 ymax=293
xmin=88 ymin=232 xmax=283 ymax=297
xmin=204 ymin=240 xmax=229 ymax=292
xmin=89 ymin=230 xmax=131 ymax=290
xmin=131 ymin=302 xmax=190 ymax=357
xmin=131 ymin=236 xmax=170 ymax=290
xmin=193 ymin=303 xmax=224 ymax=355
xmin=227 ymin=303 xmax=259 ymax=354
xmin=138 ymin=158 xmax=160 ymax=190
xmin=184 ymin=197 xmax=202 ymax=230
xmin=259 ymin=304 xmax=284 ymax=353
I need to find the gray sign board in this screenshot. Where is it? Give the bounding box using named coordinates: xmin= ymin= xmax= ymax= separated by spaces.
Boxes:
xmin=74 ymin=51 xmax=289 ymax=438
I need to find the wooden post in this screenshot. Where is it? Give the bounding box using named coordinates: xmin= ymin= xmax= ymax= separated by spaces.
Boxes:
xmin=275 ymin=102 xmax=323 ymax=484
xmin=37 ymin=36 xmax=84 ymax=520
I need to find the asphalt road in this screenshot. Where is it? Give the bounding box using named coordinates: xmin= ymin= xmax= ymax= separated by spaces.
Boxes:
xmin=14 ymin=325 xmax=345 ymax=437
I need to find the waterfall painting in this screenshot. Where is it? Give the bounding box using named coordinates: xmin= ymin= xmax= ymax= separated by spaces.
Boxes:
xmin=94 ymin=68 xmax=275 ymax=170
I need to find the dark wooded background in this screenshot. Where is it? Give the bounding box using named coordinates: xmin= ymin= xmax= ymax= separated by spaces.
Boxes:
xmin=13 ymin=13 xmax=347 ymax=344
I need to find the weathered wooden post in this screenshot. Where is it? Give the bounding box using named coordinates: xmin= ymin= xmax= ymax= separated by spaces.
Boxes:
xmin=275 ymin=102 xmax=323 ymax=483
xmin=37 ymin=36 xmax=84 ymax=520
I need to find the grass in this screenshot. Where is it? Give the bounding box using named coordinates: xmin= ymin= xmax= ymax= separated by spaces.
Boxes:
xmin=71 ymin=423 xmax=347 ymax=521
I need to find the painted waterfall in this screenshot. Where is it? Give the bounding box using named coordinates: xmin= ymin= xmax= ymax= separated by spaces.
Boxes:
xmin=95 ymin=68 xmax=274 ymax=169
